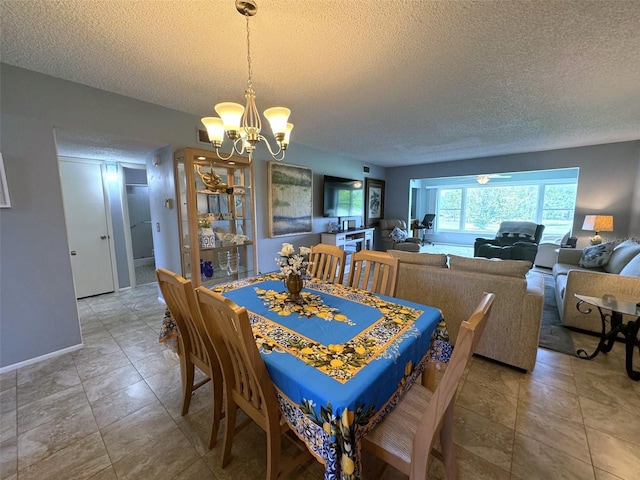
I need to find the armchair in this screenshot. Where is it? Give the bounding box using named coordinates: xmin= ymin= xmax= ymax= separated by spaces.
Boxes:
xmin=474 ymin=221 xmax=545 ymax=264
xmin=379 ymin=219 xmax=421 ymax=252
xmin=534 ymin=232 xmax=577 ymax=268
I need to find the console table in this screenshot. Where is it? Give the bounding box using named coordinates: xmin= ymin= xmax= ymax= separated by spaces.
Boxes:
xmin=575 ymin=293 xmax=640 ymax=380
xmin=321 ymin=227 xmax=375 ymax=252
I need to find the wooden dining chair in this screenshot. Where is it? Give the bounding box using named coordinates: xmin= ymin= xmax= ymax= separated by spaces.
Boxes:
xmin=195 ymin=287 xmax=310 ymax=479
xmin=308 ymin=243 xmax=346 ymax=283
xmin=155 ymin=268 xmax=223 ymax=449
xmin=362 ymin=292 xmax=495 ymax=480
xmin=347 ymin=250 xmax=400 ymax=296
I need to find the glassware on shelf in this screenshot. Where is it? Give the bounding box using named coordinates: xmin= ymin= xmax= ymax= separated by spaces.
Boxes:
xmin=218 ymin=251 xmax=230 ymax=272
xmin=227 ymin=252 xmax=240 ymax=275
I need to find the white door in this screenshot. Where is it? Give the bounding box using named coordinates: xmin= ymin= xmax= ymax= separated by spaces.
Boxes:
xmin=59 ymin=160 xmax=115 ymax=298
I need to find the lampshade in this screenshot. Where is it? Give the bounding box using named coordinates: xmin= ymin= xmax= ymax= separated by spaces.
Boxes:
xmin=263 ymin=107 xmax=291 ymax=135
xmin=214 ymin=102 xmax=245 ymax=133
xmin=201 ymin=117 xmax=225 ymax=145
xmin=582 ymin=215 xmax=614 ymax=233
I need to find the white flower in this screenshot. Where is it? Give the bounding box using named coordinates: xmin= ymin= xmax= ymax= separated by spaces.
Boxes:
xmin=278 ymin=243 xmax=295 ymax=257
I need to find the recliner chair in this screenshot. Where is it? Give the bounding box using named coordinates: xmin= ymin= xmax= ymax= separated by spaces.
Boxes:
xmin=474 ymin=221 xmax=545 ymax=264
xmin=379 ymin=219 xmax=422 ymax=252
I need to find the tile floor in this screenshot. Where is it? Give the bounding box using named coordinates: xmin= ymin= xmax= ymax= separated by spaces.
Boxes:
xmin=1 ymin=282 xmax=640 ymax=480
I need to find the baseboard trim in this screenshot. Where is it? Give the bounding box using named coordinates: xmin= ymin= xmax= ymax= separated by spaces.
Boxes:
xmin=0 ymin=343 xmax=84 ymax=373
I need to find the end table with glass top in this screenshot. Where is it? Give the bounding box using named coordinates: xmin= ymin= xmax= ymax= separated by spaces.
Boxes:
xmin=574 ymin=293 xmax=640 ymax=380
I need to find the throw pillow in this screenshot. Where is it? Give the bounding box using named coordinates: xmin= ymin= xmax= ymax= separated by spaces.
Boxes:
xmin=604 ymin=239 xmax=640 ymax=274
xmin=579 ymin=242 xmax=616 ymax=268
xmin=619 ymin=252 xmax=640 ymax=277
xmin=387 ymin=250 xmax=448 ymax=267
xmin=389 ymin=226 xmax=408 ymax=242
xmin=448 ymin=254 xmax=531 ymax=278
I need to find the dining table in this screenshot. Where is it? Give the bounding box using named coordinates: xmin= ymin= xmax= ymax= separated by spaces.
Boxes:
xmin=160 ymin=272 xmax=451 ymax=479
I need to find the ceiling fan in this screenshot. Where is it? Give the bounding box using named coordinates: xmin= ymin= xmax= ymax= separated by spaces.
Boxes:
xmin=476 ymin=173 xmax=512 ymax=184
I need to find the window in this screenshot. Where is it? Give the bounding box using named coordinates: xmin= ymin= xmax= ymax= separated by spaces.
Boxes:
xmin=427 ymin=170 xmax=578 ymax=241
xmin=438 ymin=189 xmax=462 ymax=230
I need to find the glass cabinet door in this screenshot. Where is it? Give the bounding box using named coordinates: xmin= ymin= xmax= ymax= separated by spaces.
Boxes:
xmin=174 ymin=148 xmax=256 ymax=287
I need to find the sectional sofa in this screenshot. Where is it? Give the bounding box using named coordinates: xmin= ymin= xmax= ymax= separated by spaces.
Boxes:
xmin=388 ymin=250 xmax=544 ymax=372
xmin=552 ymin=239 xmax=640 ymax=332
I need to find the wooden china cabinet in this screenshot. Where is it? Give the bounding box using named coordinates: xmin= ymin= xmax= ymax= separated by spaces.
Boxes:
xmin=173 ymin=147 xmax=257 ymax=287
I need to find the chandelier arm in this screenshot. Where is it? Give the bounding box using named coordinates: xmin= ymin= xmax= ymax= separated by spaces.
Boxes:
xmin=258 ymin=134 xmax=285 ymax=159
xmin=213 ymin=147 xmax=237 ymax=161
xmin=232 ymin=137 xmax=247 ymax=155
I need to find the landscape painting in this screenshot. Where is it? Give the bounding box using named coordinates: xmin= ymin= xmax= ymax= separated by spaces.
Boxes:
xmin=268 ymin=162 xmax=313 ymax=237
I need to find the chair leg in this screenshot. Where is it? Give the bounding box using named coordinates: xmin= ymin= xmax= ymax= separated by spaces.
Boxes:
xmin=265 ymin=426 xmax=282 ymax=480
xmin=421 ymin=362 xmax=437 ymax=391
xmin=440 ymin=402 xmax=458 ymax=479
xmin=221 ymin=401 xmax=237 ymax=468
xmin=208 ymin=375 xmax=224 ymax=449
xmin=180 ymin=356 xmax=194 ymax=416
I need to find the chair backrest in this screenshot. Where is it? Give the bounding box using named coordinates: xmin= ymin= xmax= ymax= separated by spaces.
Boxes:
xmin=195 ymin=287 xmax=281 ymax=432
xmin=495 ymin=221 xmax=545 ymax=244
xmin=308 ymin=244 xmax=346 ymax=284
xmin=421 ymin=214 xmax=435 ymax=228
xmin=347 ymin=250 xmax=399 ymax=296
xmin=156 ymin=268 xmax=216 ymax=373
xmin=410 ymin=292 xmax=494 ymax=479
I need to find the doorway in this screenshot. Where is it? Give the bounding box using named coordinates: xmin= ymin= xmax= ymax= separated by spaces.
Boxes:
xmin=123 ymin=166 xmax=156 ymax=286
xmin=59 ymin=159 xmax=117 ymax=298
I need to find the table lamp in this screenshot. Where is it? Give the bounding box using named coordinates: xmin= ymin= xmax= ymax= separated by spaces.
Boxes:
xmin=582 ymin=215 xmax=614 ymax=245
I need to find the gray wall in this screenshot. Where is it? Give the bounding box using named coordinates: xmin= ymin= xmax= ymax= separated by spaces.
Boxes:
xmin=0 ymin=64 xmax=381 ymax=368
xmin=385 ymin=142 xmax=640 ymax=248
xmin=2 ymin=62 xmax=637 ymax=368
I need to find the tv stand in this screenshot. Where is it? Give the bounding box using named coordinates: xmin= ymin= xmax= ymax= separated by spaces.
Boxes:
xmin=321 ymin=227 xmax=375 ymax=252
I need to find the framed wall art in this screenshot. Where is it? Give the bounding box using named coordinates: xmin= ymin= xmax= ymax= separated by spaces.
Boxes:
xmin=364 ymin=178 xmax=385 ymax=227
xmin=268 ymin=162 xmax=313 ymax=237
xmin=0 ymin=153 xmax=11 ymax=208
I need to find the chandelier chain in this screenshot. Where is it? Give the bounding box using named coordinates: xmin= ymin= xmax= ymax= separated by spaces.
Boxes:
xmin=245 ymin=13 xmax=253 ymax=89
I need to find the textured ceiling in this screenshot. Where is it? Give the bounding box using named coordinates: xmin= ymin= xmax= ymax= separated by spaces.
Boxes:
xmin=2 ymin=0 xmax=640 ymax=167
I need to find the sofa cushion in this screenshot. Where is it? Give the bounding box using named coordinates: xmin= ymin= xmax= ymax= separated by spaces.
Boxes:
xmin=389 ymin=226 xmax=408 ymax=242
xmin=619 ymin=252 xmax=640 ymax=277
xmin=604 ymin=239 xmax=640 ymax=274
xmin=448 ymin=255 xmax=531 ymax=278
xmin=388 ymin=250 xmax=448 ymax=267
xmin=579 ymin=242 xmax=616 ymax=268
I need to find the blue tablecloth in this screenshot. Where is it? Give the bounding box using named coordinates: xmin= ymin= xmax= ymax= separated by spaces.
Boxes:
xmin=212 ymin=273 xmax=451 ymax=480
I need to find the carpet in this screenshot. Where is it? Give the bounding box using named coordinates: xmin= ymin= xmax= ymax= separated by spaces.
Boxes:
xmin=539 ymin=273 xmax=576 ymax=355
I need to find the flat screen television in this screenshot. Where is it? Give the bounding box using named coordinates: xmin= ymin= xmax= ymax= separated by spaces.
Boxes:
xmin=323 ymin=175 xmax=364 ymax=218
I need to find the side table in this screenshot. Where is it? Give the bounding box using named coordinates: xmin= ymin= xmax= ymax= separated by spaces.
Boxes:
xmin=574 ymin=293 xmax=640 ymax=380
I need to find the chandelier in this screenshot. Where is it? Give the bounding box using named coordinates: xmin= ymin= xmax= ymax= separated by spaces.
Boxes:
xmin=201 ymin=0 xmax=293 ymax=162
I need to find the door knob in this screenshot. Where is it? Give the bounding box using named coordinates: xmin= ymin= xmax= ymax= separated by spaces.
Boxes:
xmin=100 ymin=235 xmax=107 ymax=239
xmin=70 ymin=251 xmax=77 ymax=256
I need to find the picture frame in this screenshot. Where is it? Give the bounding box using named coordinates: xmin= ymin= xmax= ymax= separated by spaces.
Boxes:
xmin=0 ymin=153 xmax=11 ymax=208
xmin=196 ymin=127 xmax=212 ymax=146
xmin=364 ymin=178 xmax=385 ymax=227
xmin=268 ymin=162 xmax=313 ymax=237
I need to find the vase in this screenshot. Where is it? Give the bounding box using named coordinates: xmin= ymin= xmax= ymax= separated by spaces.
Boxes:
xmin=203 ymin=261 xmax=214 ymax=278
xmin=285 ymin=274 xmax=304 ymax=302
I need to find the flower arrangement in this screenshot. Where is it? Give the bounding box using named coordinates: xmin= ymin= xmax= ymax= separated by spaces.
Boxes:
xmin=222 ymin=232 xmax=249 ymax=245
xmin=276 ymin=243 xmax=311 ymax=277
xmin=198 ymin=213 xmax=215 ymax=229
